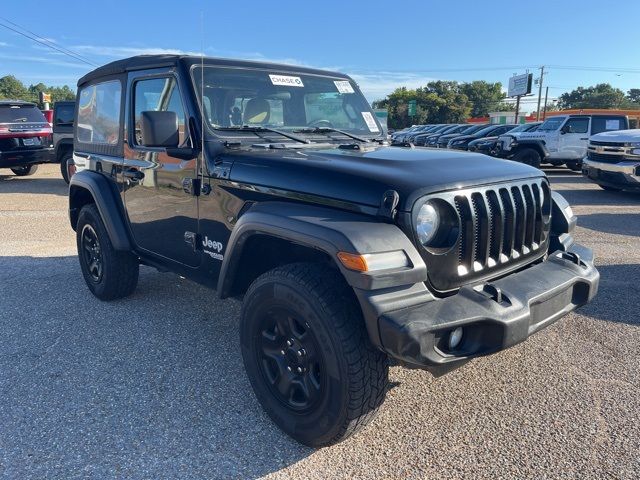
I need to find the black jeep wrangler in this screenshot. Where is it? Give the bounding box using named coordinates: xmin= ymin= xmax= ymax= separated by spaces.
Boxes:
xmin=68 ymin=55 xmax=599 ymax=447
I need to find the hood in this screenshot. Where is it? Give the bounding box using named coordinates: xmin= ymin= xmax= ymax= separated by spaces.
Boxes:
xmin=224 ymin=144 xmax=544 ymax=212
xmin=591 ymin=128 xmax=640 ymax=143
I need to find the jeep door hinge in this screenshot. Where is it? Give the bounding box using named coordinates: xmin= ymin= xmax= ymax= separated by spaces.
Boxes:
xmin=184 ymin=231 xmax=201 ymax=251
xmin=182 ymin=177 xmax=201 ymax=196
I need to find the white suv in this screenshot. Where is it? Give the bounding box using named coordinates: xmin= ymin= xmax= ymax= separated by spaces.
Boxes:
xmin=582 ymin=129 xmax=640 ymax=192
xmin=497 ymin=114 xmax=628 ymax=170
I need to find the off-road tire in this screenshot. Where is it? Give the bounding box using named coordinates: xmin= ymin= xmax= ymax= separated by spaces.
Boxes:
xmin=76 ymin=204 xmax=139 ymax=300
xmin=513 ymin=148 xmax=542 ymax=169
xmin=240 ymin=262 xmax=389 ymax=447
xmin=599 ymin=184 xmax=622 ymax=192
xmin=60 ymin=152 xmax=74 ymax=184
xmin=566 ymin=162 xmax=582 ymax=171
xmin=10 ymin=164 xmax=39 ymax=176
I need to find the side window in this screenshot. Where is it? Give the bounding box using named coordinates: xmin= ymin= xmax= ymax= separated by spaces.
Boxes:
xmin=55 ymin=104 xmax=74 ymax=126
xmin=591 ymin=117 xmax=623 ymax=135
xmin=133 ymin=77 xmax=187 ymax=146
xmin=77 ymin=80 xmax=121 ymax=145
xmin=564 ymin=118 xmax=589 ymax=134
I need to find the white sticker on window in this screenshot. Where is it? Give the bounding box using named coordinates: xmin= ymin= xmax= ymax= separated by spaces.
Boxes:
xmin=269 ymin=74 xmax=304 ymax=87
xmin=361 ymin=112 xmax=380 ymax=133
xmin=605 ymin=119 xmax=620 ymax=130
xmin=334 ymin=80 xmax=355 ymax=94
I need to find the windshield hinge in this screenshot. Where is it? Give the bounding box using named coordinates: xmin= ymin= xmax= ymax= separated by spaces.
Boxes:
xmin=377 ymin=190 xmax=400 ymax=221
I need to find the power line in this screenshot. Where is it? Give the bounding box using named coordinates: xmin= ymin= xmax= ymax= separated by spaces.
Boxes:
xmin=0 ymin=18 xmax=97 ymax=67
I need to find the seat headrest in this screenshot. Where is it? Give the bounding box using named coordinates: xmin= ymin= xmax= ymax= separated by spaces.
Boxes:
xmin=243 ymin=98 xmax=270 ymax=124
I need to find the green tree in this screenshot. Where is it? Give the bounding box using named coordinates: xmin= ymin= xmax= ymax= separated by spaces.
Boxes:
xmin=0 ymin=75 xmax=28 ymax=100
xmin=460 ymin=80 xmax=511 ymax=117
xmin=558 ymin=83 xmax=631 ymax=109
xmin=626 ymin=88 xmax=640 ymax=105
xmin=0 ymin=75 xmax=75 ymax=104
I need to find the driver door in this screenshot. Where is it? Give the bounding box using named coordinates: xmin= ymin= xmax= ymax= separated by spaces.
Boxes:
xmin=558 ymin=117 xmax=590 ymax=160
xmin=123 ymin=69 xmax=200 ymax=267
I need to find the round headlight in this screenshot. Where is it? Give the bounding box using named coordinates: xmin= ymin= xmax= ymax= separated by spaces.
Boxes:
xmin=416 ymin=203 xmax=440 ymax=245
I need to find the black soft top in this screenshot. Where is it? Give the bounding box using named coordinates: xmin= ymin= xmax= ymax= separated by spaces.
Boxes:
xmin=78 ymin=55 xmax=350 ymax=87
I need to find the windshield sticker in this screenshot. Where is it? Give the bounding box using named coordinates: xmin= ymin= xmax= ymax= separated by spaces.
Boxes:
xmin=269 ymin=74 xmax=304 ymax=87
xmin=605 ymin=119 xmax=620 ymax=130
xmin=361 ymin=112 xmax=380 ymax=133
xmin=334 ymin=80 xmax=355 ymax=94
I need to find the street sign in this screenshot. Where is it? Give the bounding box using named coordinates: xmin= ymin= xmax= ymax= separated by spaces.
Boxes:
xmin=39 ymin=92 xmax=51 ymax=103
xmin=508 ymin=73 xmax=533 ymax=98
xmin=408 ymin=99 xmax=417 ymax=116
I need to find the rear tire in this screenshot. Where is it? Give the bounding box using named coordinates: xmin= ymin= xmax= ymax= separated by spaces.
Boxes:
xmin=513 ymin=148 xmax=541 ymax=169
xmin=599 ymin=184 xmax=622 ymax=192
xmin=10 ymin=164 xmax=39 ymax=176
xmin=240 ymin=262 xmax=389 ymax=447
xmin=76 ymin=204 xmax=139 ymax=300
xmin=60 ymin=152 xmax=74 ymax=184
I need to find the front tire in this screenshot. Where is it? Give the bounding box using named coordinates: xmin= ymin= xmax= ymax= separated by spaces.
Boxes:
xmin=240 ymin=263 xmax=389 ymax=447
xmin=513 ymin=148 xmax=541 ymax=169
xmin=10 ymin=164 xmax=39 ymax=176
xmin=76 ymin=204 xmax=139 ymax=300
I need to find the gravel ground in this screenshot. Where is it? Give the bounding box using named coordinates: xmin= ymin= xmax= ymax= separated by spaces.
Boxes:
xmin=0 ymin=164 xmax=638 ymax=479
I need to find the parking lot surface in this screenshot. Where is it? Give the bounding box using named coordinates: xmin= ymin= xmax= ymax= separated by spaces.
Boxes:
xmin=0 ymin=164 xmax=638 ymax=479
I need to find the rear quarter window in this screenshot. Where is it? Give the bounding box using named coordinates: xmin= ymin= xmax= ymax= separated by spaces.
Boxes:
xmin=591 ymin=117 xmax=626 ymax=135
xmin=55 ymin=104 xmax=75 ymax=126
xmin=76 ymin=80 xmax=122 ymax=145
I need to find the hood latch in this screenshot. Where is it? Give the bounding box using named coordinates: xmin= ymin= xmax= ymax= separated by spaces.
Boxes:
xmin=377 ymin=190 xmax=400 ymax=221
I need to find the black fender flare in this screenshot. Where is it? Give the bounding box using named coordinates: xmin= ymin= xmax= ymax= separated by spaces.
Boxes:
xmin=55 ymin=138 xmax=73 ymax=161
xmin=217 ymin=201 xmax=427 ymax=297
xmin=69 ymin=170 xmax=132 ymax=251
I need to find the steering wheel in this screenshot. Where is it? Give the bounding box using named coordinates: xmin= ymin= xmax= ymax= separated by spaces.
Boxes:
xmin=307 ymin=119 xmax=334 ymax=128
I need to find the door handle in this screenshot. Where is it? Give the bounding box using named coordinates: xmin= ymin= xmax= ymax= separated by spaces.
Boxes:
xmin=123 ymin=169 xmax=144 ymax=181
xmin=580 ymin=137 xmax=588 ymax=140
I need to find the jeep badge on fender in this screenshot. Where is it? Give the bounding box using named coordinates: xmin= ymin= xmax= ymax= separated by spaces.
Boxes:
xmin=68 ymin=55 xmax=599 ymax=447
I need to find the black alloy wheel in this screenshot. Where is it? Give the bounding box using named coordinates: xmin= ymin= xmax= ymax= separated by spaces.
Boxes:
xmin=256 ymin=307 xmax=324 ymax=412
xmin=80 ymin=224 xmax=103 ymax=283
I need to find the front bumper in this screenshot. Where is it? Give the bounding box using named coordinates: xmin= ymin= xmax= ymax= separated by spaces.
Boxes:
xmin=0 ymin=147 xmax=54 ymax=168
xmin=582 ymin=158 xmax=640 ymax=190
xmin=377 ymin=243 xmax=599 ymax=374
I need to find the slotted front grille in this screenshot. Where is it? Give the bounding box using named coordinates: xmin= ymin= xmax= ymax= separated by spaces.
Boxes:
xmin=416 ymin=178 xmax=552 ymax=292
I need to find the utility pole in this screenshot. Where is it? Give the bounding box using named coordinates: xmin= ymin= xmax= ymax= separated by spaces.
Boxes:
xmin=542 ymin=86 xmax=549 ymax=120
xmin=536 ymin=66 xmax=545 ymax=121
xmin=514 ymin=95 xmax=521 ymax=124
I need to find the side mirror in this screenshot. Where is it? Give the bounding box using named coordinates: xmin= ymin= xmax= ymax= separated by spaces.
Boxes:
xmin=140 ymin=111 xmax=179 ymax=147
xmin=560 ymin=124 xmax=571 ymax=135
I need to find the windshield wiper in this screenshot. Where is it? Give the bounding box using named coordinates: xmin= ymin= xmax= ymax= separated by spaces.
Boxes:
xmin=215 ymin=125 xmax=311 ymax=144
xmin=293 ymin=127 xmax=370 ymax=143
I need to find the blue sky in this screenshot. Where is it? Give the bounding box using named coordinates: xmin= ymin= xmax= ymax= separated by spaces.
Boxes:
xmin=2 ymin=0 xmax=640 ymax=113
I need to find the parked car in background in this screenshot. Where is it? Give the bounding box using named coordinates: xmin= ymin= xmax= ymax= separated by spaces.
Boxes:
xmin=423 ymin=124 xmax=471 ymax=147
xmin=53 ymin=101 xmax=76 ymax=183
xmin=404 ymin=124 xmax=438 ymax=143
xmin=413 ymin=124 xmax=450 ymax=146
xmin=392 ymin=125 xmax=425 ymax=142
xmin=447 ymin=124 xmax=517 ymax=151
xmin=420 ymin=124 xmax=462 ymax=147
xmin=436 ymin=124 xmax=488 ymax=148
xmin=0 ymin=100 xmax=53 ymax=177
xmin=470 ymin=122 xmax=541 ymax=155
xmin=495 ymin=114 xmax=628 ymax=170
xmin=582 ymin=129 xmax=640 ymax=191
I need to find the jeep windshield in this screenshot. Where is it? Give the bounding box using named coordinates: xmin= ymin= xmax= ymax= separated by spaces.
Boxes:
xmin=537 ymin=117 xmax=566 ymax=131
xmin=191 ymin=66 xmax=382 ymax=142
